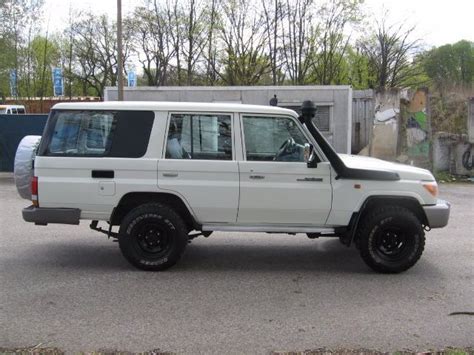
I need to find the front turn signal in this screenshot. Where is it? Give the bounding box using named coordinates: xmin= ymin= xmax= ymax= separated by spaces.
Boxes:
xmin=423 ymin=183 xmax=438 ymax=197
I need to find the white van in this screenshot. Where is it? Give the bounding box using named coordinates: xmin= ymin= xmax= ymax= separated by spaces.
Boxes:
xmin=0 ymin=105 xmax=26 ymax=114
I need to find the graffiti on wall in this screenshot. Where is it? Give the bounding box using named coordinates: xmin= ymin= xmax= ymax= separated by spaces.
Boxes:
xmin=406 ymin=90 xmax=430 ymax=157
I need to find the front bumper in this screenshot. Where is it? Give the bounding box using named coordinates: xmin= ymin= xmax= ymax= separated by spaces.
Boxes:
xmin=423 ymin=199 xmax=451 ymax=228
xmin=22 ymin=205 xmax=81 ymax=225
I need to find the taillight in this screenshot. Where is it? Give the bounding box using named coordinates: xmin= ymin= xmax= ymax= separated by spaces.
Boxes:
xmin=31 ymin=176 xmax=39 ymax=207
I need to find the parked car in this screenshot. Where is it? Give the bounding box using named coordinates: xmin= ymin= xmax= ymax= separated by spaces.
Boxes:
xmin=0 ymin=104 xmax=26 ymax=114
xmin=14 ymin=101 xmax=450 ymax=273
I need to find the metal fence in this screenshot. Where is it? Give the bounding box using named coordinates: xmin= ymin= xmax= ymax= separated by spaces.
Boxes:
xmin=0 ymin=114 xmax=48 ymax=172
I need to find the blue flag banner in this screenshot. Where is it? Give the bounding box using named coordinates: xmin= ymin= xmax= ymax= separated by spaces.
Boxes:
xmin=9 ymin=69 xmax=17 ymax=97
xmin=128 ymin=71 xmax=137 ymax=87
xmin=52 ymin=68 xmax=64 ymax=96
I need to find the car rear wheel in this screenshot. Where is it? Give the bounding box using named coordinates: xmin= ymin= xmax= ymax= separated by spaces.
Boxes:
xmin=357 ymin=205 xmax=425 ymax=273
xmin=118 ymin=203 xmax=188 ymax=271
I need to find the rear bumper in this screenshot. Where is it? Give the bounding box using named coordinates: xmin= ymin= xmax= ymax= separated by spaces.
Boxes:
xmin=22 ymin=205 xmax=81 ymax=225
xmin=423 ymin=199 xmax=450 ymax=228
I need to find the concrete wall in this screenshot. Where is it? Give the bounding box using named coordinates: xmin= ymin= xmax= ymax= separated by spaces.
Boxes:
xmin=104 ymin=86 xmax=352 ymax=153
xmin=369 ymin=88 xmax=400 ymax=160
xmin=401 ymin=88 xmax=431 ymax=169
xmin=433 ymin=132 xmax=473 ymax=176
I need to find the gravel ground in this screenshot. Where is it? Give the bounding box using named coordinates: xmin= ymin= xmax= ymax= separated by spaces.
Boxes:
xmin=0 ymin=176 xmax=473 ymax=354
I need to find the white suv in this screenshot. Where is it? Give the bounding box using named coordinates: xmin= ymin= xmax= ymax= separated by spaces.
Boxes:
xmin=16 ymin=101 xmax=450 ymax=273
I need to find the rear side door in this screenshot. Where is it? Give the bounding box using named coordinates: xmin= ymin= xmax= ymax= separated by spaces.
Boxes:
xmin=237 ymin=114 xmax=332 ymax=226
xmin=158 ymin=112 xmax=239 ymax=223
xmin=35 ymin=110 xmax=156 ymax=220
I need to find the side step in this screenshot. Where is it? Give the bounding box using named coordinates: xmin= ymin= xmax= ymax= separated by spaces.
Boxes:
xmin=202 ymin=224 xmax=336 ymax=234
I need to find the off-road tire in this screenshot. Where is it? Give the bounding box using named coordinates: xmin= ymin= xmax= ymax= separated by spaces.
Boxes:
xmin=118 ymin=203 xmax=188 ymax=271
xmin=357 ymin=205 xmax=425 ymax=273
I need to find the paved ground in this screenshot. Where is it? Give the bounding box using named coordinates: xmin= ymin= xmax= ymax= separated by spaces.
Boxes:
xmin=0 ymin=176 xmax=473 ymax=354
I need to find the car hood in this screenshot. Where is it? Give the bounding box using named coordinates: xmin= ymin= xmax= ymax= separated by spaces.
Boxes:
xmin=338 ymin=154 xmax=435 ymax=181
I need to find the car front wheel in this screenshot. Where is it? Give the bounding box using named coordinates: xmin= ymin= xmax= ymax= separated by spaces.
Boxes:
xmin=357 ymin=205 xmax=425 ymax=273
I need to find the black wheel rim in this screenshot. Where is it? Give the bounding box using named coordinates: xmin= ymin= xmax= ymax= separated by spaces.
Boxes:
xmin=373 ymin=225 xmax=414 ymax=262
xmin=135 ymin=222 xmax=173 ymax=256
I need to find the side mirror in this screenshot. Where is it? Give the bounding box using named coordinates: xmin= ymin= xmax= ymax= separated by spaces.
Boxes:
xmin=304 ymin=143 xmax=318 ymax=168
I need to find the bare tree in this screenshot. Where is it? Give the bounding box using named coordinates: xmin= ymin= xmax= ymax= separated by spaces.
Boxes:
xmin=359 ymin=16 xmax=422 ymax=89
xmin=281 ymin=0 xmax=318 ymax=84
xmin=204 ymin=0 xmax=219 ymax=85
xmin=218 ymin=0 xmax=271 ymax=85
xmin=70 ymin=13 xmax=131 ymax=98
xmin=262 ymin=0 xmax=284 ymax=84
xmin=312 ymin=0 xmax=361 ymax=85
xmin=166 ymin=0 xmax=184 ymax=85
xmin=127 ymin=1 xmax=175 ymax=86
xmin=181 ymin=0 xmax=208 ymax=85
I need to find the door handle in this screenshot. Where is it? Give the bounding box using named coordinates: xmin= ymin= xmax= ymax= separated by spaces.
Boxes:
xmin=297 ymin=177 xmax=323 ymax=182
xmin=92 ymin=170 xmax=114 ymax=178
xmin=250 ymin=175 xmax=265 ymax=180
xmin=162 ymin=172 xmax=179 ymax=177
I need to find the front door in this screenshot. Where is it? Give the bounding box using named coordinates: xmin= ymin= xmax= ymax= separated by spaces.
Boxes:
xmin=237 ymin=114 xmax=332 ymax=226
xmin=158 ymin=112 xmax=239 ymax=223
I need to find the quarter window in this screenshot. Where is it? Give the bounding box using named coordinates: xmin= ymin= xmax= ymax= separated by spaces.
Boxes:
xmin=243 ymin=116 xmax=308 ymax=162
xmin=48 ymin=111 xmax=115 ymax=155
xmin=166 ymin=114 xmax=232 ymax=160
xmin=40 ymin=110 xmax=154 ymax=158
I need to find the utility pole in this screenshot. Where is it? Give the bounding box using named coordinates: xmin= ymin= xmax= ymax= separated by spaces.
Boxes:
xmin=117 ymin=0 xmax=124 ymax=101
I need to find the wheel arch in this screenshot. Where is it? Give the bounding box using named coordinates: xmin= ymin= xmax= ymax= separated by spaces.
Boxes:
xmin=110 ymin=191 xmax=200 ymax=231
xmin=347 ymin=195 xmax=429 ymax=246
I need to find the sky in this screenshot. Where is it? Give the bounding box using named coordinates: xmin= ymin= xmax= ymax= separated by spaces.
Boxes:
xmin=363 ymin=0 xmax=474 ymax=48
xmin=43 ymin=0 xmax=474 ymax=48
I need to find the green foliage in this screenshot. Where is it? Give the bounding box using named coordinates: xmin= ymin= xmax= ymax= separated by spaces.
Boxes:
xmin=19 ymin=35 xmax=61 ymax=97
xmin=344 ymin=46 xmax=374 ymax=89
xmin=430 ymin=94 xmax=468 ymax=134
xmin=221 ymin=51 xmax=271 ymax=85
xmin=423 ymin=40 xmax=474 ymax=92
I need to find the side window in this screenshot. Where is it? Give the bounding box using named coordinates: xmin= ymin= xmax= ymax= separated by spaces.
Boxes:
xmin=166 ymin=113 xmax=232 ymax=160
xmin=48 ymin=111 xmax=115 ymax=155
xmin=40 ymin=110 xmax=154 ymax=158
xmin=243 ymin=116 xmax=308 ymax=162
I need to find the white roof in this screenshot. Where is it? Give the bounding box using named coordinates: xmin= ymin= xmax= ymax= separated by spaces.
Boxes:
xmin=52 ymin=101 xmax=299 ymax=116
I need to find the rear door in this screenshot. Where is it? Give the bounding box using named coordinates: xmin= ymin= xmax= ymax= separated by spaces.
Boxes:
xmin=158 ymin=112 xmax=239 ymax=223
xmin=237 ymin=114 xmax=332 ymax=226
xmin=35 ymin=110 xmax=155 ymax=220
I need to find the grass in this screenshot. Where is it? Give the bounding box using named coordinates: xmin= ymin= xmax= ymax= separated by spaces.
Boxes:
xmin=433 ymin=171 xmax=473 ymax=184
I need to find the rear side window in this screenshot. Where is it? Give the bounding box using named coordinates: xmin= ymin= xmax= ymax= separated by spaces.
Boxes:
xmin=39 ymin=110 xmax=154 ymax=157
xmin=165 ymin=113 xmax=232 ymax=160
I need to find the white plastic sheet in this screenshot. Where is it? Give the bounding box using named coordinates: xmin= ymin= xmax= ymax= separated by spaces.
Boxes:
xmin=14 ymin=135 xmax=41 ymax=200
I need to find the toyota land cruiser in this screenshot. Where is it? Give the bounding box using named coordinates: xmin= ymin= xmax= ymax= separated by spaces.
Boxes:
xmin=14 ymin=101 xmax=450 ymax=273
